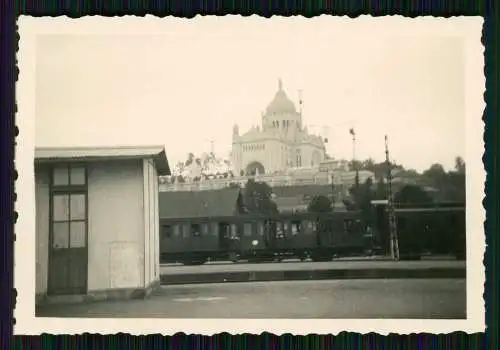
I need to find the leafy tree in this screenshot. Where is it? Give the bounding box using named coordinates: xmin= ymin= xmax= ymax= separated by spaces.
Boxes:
xmin=356 ymin=178 xmax=375 ymax=222
xmin=394 ymin=184 xmax=433 ymax=205
xmin=455 ymin=156 xmax=466 ymax=174
xmin=344 ymin=178 xmax=375 ymax=224
xmin=420 ymin=159 xmax=465 ymax=203
xmin=422 ymin=163 xmax=446 ymax=185
xmin=174 ymin=161 xmax=185 ymax=174
xmin=243 ymin=179 xmax=279 ymax=214
xmin=307 ymin=195 xmax=333 ymax=213
xmin=375 ymin=178 xmax=387 ymax=200
xmin=184 ymin=152 xmax=195 ymax=166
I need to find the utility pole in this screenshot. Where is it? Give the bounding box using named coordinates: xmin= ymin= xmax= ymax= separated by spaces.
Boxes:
xmin=385 ymin=135 xmax=400 ymax=261
xmin=298 ymin=89 xmax=303 ymax=116
xmin=350 ymin=128 xmax=359 ymax=192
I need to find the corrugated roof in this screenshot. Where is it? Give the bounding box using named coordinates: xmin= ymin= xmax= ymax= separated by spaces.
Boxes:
xmin=34 ymin=145 xmax=171 ymax=175
xmin=159 ymin=187 xmax=242 ymax=219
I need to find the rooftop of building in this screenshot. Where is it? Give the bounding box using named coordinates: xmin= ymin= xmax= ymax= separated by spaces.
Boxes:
xmin=34 ymin=145 xmax=171 ymax=175
xmin=159 ymin=187 xmax=243 ymax=219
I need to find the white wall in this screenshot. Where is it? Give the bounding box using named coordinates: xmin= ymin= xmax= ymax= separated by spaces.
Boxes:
xmin=87 ymin=159 xmax=144 ymax=291
xmin=35 ymin=165 xmax=50 ymax=295
xmin=153 ymin=161 xmax=159 ymax=284
xmin=143 ymin=158 xmax=159 ymax=287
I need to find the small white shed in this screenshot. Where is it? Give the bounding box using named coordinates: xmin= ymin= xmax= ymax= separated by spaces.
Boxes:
xmin=34 ymin=146 xmax=170 ymax=305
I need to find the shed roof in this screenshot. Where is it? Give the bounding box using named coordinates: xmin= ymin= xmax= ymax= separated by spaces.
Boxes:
xmin=159 ymin=187 xmax=242 ymax=219
xmin=34 ymin=145 xmax=171 ymax=175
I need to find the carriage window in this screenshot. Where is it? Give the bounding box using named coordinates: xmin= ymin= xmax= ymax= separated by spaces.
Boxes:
xmin=244 ymin=223 xmax=252 ymax=236
xmin=231 ymin=224 xmax=238 ymax=238
xmin=162 ymin=225 xmax=172 ymax=238
xmin=172 ymin=225 xmax=180 ymax=237
xmin=301 ymin=220 xmax=311 ymax=234
xmin=191 ymin=223 xmax=201 ymax=237
xmin=276 ymin=222 xmax=285 ymax=238
xmin=257 ymin=221 xmax=264 ymax=236
xmin=201 ymin=223 xmax=209 ymax=235
xmin=211 ymin=222 xmax=219 ymax=236
xmin=183 ymin=224 xmax=191 ymax=238
xmin=343 ymin=219 xmax=353 ymax=234
xmin=291 ymin=221 xmax=301 ymax=235
xmin=219 ymin=222 xmax=230 ymax=237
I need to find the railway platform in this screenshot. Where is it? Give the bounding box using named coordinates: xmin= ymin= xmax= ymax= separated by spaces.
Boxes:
xmin=160 ymin=258 xmax=465 ymax=285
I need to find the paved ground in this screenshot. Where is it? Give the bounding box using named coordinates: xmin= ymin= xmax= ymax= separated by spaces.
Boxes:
xmin=160 ymin=260 xmax=464 ymax=275
xmin=36 ymin=279 xmax=466 ymax=319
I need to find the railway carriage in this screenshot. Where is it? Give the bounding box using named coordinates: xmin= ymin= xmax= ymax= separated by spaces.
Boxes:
xmin=160 ymin=209 xmax=370 ymax=265
xmin=371 ymin=201 xmax=466 ymax=260
xmin=160 ymin=188 xmax=466 ymax=264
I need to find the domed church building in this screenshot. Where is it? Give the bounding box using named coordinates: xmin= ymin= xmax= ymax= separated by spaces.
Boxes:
xmin=231 ymin=79 xmax=326 ymax=176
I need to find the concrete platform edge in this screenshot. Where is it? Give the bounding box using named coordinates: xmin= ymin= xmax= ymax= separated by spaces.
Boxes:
xmin=160 ymin=267 xmax=466 ymax=285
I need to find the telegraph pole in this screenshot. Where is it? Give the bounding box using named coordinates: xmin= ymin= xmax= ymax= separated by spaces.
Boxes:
xmin=385 ymin=135 xmax=400 ymax=260
xmin=350 ymin=128 xmax=359 ymax=192
xmin=298 ymin=89 xmax=303 ymax=116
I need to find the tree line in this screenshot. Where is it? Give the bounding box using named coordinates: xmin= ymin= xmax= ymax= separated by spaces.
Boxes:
xmin=235 ymin=156 xmax=466 ymax=216
xmin=310 ymin=155 xmax=466 ymax=215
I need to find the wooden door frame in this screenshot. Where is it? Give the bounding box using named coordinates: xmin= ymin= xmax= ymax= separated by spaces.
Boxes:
xmin=47 ymin=162 xmax=89 ymax=295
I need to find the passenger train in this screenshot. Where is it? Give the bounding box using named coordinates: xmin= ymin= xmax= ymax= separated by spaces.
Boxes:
xmin=160 ymin=203 xmax=466 ymax=265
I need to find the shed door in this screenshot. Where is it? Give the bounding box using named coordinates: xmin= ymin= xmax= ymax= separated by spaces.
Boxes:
xmin=48 ymin=164 xmax=88 ymax=295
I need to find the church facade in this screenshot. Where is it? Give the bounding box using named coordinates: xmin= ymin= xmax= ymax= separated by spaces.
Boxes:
xmin=231 ymin=79 xmax=326 ymax=176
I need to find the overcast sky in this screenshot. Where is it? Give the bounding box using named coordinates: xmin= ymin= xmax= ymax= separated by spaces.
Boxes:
xmin=34 ymin=16 xmax=478 ymax=172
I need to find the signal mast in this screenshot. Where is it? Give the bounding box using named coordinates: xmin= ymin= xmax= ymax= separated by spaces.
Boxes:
xmin=385 ymin=135 xmax=400 ymax=260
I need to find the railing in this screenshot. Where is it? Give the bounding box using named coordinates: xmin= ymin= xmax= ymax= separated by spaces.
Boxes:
xmin=159 ymin=170 xmax=376 ymax=192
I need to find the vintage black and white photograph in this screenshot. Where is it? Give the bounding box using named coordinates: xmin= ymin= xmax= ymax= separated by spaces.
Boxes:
xmin=15 ymin=16 xmax=484 ymax=334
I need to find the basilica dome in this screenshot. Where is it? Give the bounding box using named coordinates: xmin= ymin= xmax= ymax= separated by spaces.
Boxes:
xmin=265 ymin=79 xmax=297 ymax=115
